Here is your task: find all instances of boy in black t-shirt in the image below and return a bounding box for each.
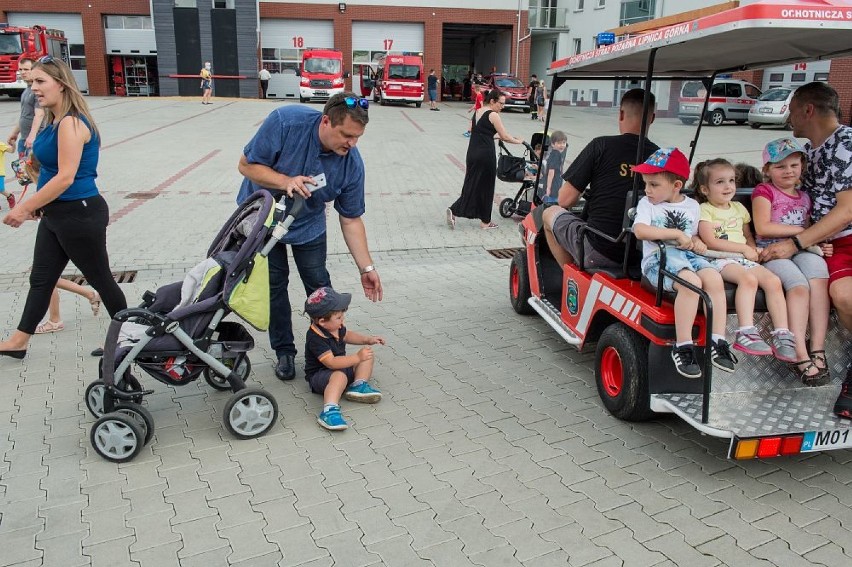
[304,287,385,431]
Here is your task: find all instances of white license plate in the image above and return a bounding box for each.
[314,90,328,96]
[683,105,698,111]
[759,107,772,114]
[801,428,852,451]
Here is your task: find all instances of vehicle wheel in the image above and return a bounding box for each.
[299,96,306,103]
[735,120,746,125]
[509,250,534,316]
[379,94,386,106]
[373,91,379,103]
[90,412,145,463]
[223,388,278,439]
[679,118,696,125]
[204,355,251,391]
[499,198,516,218]
[85,380,107,418]
[707,109,725,126]
[112,403,155,446]
[415,102,422,108]
[594,324,654,421]
[749,123,761,129]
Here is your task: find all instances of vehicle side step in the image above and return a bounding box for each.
[528,297,581,346]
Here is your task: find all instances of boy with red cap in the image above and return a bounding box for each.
[632,148,737,378]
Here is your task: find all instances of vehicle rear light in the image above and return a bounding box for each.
[780,435,803,455]
[756,437,782,458]
[780,104,788,113]
[734,439,759,459]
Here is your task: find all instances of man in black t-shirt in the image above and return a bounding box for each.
[528,74,538,120]
[542,89,659,271]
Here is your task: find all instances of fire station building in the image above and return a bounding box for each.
[0,0,531,99]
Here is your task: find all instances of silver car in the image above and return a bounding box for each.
[748,87,794,129]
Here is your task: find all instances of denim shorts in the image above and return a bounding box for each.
[643,248,715,292]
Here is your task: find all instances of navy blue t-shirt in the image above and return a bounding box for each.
[304,324,347,378]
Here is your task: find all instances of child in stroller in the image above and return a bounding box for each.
[498,135,542,219]
[85,190,303,462]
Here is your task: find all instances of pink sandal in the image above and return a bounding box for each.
[89,291,101,316]
[35,320,65,334]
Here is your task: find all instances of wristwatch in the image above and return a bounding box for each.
[792,236,805,251]
[359,264,376,275]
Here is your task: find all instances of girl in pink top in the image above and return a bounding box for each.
[752,138,832,385]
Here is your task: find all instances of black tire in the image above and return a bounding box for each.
[679,118,696,125]
[223,388,278,439]
[90,412,145,463]
[499,198,516,218]
[509,250,534,315]
[85,380,107,418]
[707,109,725,126]
[415,102,422,108]
[735,120,747,125]
[379,94,386,106]
[299,96,306,103]
[594,324,654,421]
[112,403,156,446]
[204,355,251,391]
[749,123,761,129]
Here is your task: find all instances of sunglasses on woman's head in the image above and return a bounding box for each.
[38,55,56,64]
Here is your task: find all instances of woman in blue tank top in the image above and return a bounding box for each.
[0,57,126,359]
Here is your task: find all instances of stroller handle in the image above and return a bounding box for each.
[261,194,306,256]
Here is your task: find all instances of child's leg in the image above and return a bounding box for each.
[346,358,382,403]
[55,277,97,302]
[672,270,702,344]
[353,357,374,382]
[720,264,758,328]
[784,285,811,362]
[808,277,830,356]
[751,265,789,330]
[47,288,62,323]
[697,268,728,337]
[323,371,349,407]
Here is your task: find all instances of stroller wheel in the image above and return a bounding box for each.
[204,355,252,391]
[85,380,107,418]
[112,403,155,446]
[223,387,278,439]
[90,412,145,463]
[499,198,516,219]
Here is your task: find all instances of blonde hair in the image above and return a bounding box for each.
[689,158,734,203]
[32,57,100,140]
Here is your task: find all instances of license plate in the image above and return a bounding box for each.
[801,428,852,451]
[759,107,772,114]
[683,105,698,111]
[314,90,328,96]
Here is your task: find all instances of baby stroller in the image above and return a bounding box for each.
[498,133,547,218]
[85,190,304,462]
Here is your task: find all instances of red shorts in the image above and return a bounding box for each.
[827,234,852,285]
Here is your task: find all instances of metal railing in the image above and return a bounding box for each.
[529,6,571,29]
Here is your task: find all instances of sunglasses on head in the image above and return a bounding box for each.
[38,55,56,64]
[333,96,369,111]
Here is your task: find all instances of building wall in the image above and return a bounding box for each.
[1,0,150,96]
[260,0,526,9]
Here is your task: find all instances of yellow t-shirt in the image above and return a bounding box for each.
[699,201,750,244]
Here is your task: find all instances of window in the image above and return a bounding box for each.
[745,85,761,98]
[725,83,742,97]
[597,0,606,7]
[590,89,598,104]
[570,89,579,103]
[791,72,807,82]
[213,0,235,8]
[769,72,784,82]
[551,40,558,62]
[174,0,197,7]
[573,38,581,55]
[710,83,726,97]
[814,72,830,82]
[104,15,153,29]
[576,0,585,10]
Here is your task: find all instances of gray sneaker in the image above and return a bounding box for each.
[770,329,798,363]
[733,327,772,356]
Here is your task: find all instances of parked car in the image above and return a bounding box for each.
[678,79,761,126]
[485,73,531,113]
[748,87,794,129]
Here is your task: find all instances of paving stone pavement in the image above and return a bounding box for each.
[0,95,850,566]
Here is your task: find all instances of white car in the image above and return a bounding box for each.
[748,87,794,129]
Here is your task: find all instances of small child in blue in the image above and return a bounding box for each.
[632,148,736,379]
[304,286,385,431]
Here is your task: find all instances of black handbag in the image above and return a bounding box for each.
[497,152,527,183]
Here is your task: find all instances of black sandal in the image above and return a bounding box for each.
[789,359,830,387]
[810,350,829,374]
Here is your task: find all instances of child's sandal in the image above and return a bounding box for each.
[810,350,831,381]
[789,359,829,387]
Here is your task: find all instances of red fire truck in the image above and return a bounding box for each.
[298,48,346,103]
[0,24,68,99]
[371,52,424,107]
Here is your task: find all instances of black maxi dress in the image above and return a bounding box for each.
[450,110,498,224]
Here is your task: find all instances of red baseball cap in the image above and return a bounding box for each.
[632,148,691,179]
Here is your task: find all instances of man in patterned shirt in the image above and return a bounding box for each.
[761,81,852,418]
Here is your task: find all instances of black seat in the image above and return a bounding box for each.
[641,276,767,313]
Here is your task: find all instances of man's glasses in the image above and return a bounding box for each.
[333,96,369,111]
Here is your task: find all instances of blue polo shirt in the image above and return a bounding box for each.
[237,105,366,245]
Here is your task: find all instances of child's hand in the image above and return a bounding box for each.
[692,239,707,255]
[368,336,385,346]
[821,242,834,257]
[674,232,693,250]
[357,347,374,362]
[742,246,759,262]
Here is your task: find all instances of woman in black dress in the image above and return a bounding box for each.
[447,89,524,230]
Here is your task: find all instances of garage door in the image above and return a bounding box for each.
[260,19,334,99]
[7,12,89,93]
[352,22,424,67]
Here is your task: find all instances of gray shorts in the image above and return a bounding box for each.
[762,251,829,291]
[306,366,355,395]
[549,210,621,270]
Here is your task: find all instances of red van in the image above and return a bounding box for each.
[372,53,424,107]
[298,49,345,103]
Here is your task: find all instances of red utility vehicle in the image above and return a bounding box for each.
[298,48,346,103]
[485,73,531,113]
[512,1,852,459]
[0,24,68,99]
[371,52,424,108]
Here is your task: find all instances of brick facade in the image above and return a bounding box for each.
[830,56,852,126]
[0,0,150,96]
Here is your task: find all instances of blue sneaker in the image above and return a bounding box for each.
[462,131,471,138]
[318,405,348,431]
[344,381,382,404]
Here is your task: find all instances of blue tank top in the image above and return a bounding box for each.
[32,115,100,201]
